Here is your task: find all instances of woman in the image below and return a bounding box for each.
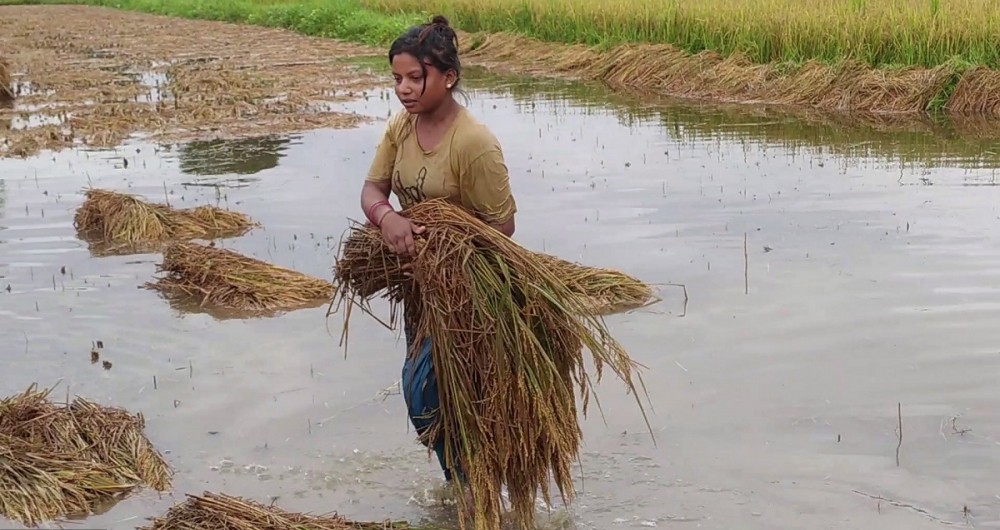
[359,15,517,490]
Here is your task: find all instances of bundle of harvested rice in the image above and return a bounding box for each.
[147,241,334,313]
[0,384,171,527]
[139,491,410,530]
[330,198,652,530]
[73,188,256,247]
[0,58,12,101]
[533,253,656,315]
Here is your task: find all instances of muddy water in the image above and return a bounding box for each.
[3,67,1000,530]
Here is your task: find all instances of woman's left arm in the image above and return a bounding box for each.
[460,146,517,238]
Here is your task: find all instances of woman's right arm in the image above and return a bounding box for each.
[361,181,425,256]
[361,179,393,225]
[361,118,425,256]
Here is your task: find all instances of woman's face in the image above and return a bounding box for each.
[391,52,454,114]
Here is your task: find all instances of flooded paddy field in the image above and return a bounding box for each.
[3,7,1000,530]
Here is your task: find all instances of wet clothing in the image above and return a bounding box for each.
[365,106,517,226]
[401,320,464,482]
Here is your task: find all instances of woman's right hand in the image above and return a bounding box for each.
[380,212,426,257]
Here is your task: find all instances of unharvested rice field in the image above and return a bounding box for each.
[365,0,1000,68]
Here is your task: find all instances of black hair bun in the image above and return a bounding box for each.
[430,15,450,27]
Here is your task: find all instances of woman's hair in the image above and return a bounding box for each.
[388,15,462,96]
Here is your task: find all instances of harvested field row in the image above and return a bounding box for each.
[0,5,382,158]
[455,32,1000,117]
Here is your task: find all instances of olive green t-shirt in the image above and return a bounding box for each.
[365,106,517,225]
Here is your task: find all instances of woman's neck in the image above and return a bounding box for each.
[419,95,459,127]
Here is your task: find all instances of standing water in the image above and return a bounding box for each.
[2,67,999,530]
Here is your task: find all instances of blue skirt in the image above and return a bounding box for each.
[401,323,464,482]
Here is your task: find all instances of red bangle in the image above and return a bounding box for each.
[376,208,395,227]
[366,200,391,225]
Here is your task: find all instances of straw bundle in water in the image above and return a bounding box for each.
[0,58,12,101]
[73,189,256,248]
[0,384,171,527]
[330,198,652,530]
[148,241,334,313]
[140,491,410,530]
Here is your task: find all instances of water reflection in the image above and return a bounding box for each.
[174,134,296,179]
[457,67,1000,172]
[345,54,1000,171]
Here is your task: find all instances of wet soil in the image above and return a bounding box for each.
[0,5,380,158]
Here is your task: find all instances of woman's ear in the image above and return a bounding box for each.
[445,69,458,89]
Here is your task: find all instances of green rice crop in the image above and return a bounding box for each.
[363,0,1000,68]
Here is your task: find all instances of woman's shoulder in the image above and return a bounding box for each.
[384,110,416,144]
[452,107,502,154]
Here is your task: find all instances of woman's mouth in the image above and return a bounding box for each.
[401,99,418,108]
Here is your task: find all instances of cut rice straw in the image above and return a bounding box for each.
[0,383,171,527]
[139,491,411,530]
[73,188,257,249]
[0,58,12,101]
[147,241,334,313]
[533,253,657,315]
[329,198,654,530]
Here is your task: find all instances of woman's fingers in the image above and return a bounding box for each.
[403,233,416,256]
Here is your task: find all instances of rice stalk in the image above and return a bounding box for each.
[0,384,171,527]
[329,198,653,530]
[73,189,257,247]
[139,491,411,530]
[147,241,334,313]
[0,58,12,101]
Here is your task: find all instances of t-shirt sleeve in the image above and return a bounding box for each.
[459,144,517,225]
[365,114,403,184]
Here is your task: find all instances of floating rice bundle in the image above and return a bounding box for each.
[0,384,171,527]
[73,188,257,248]
[148,241,334,313]
[0,58,12,101]
[140,491,410,530]
[330,198,652,530]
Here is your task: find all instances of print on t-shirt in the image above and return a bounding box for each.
[394,165,428,208]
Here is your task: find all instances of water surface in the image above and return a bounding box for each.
[2,69,999,530]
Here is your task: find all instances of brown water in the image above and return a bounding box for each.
[2,68,1000,530]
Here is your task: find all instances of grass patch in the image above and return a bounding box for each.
[0,0,423,47]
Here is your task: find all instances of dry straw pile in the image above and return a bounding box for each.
[147,241,334,313]
[0,57,12,101]
[140,491,410,530]
[0,384,171,527]
[74,189,257,250]
[330,198,654,530]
